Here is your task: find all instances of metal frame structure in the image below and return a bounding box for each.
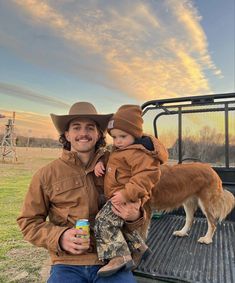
[141,92,235,171]
[0,112,17,162]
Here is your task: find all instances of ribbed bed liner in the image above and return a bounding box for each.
[134,215,235,283]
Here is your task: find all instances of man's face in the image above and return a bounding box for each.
[65,118,100,153]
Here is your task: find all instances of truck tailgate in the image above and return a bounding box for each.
[134,215,235,283]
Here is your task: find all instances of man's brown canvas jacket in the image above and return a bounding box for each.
[17,149,145,265]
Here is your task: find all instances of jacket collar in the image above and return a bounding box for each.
[61,148,105,172]
[111,134,168,164]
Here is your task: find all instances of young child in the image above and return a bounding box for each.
[94,105,168,277]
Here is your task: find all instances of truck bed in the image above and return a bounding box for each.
[134,214,235,283]
[137,93,235,283]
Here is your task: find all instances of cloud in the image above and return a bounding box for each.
[5,0,222,101]
[0,109,58,139]
[168,0,222,77]
[14,0,101,51]
[0,82,70,108]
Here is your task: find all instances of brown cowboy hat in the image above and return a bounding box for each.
[50,102,113,135]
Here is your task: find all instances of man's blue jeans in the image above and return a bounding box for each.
[47,264,137,283]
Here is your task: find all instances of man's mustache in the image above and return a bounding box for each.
[75,135,92,141]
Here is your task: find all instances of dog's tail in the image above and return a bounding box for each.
[217,189,235,222]
[211,179,235,221]
[206,169,235,221]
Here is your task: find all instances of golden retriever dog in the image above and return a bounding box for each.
[143,163,235,244]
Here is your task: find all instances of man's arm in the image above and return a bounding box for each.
[17,171,68,253]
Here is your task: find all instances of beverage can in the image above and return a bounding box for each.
[75,219,90,240]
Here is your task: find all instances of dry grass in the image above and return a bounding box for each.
[0,147,60,283]
[1,147,61,177]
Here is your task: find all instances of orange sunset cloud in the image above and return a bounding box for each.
[0,109,58,139]
[13,0,222,102]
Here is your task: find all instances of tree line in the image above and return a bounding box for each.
[169,126,235,165]
[0,134,61,148]
[1,126,234,165]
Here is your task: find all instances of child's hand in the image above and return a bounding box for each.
[94,161,105,177]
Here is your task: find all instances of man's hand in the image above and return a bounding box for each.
[111,199,141,221]
[59,228,90,255]
[111,191,127,205]
[94,161,105,177]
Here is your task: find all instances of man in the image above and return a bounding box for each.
[17,102,145,283]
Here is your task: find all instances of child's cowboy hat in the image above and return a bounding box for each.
[50,102,113,134]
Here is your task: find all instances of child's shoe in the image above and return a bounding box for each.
[132,243,152,268]
[97,255,135,277]
[137,242,152,260]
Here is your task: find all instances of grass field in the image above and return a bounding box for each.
[0,147,60,283]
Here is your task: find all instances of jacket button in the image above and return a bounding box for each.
[56,188,59,191]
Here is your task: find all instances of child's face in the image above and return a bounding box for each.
[110,129,135,149]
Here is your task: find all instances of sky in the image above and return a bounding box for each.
[0,0,234,140]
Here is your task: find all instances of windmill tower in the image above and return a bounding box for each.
[0,112,17,162]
